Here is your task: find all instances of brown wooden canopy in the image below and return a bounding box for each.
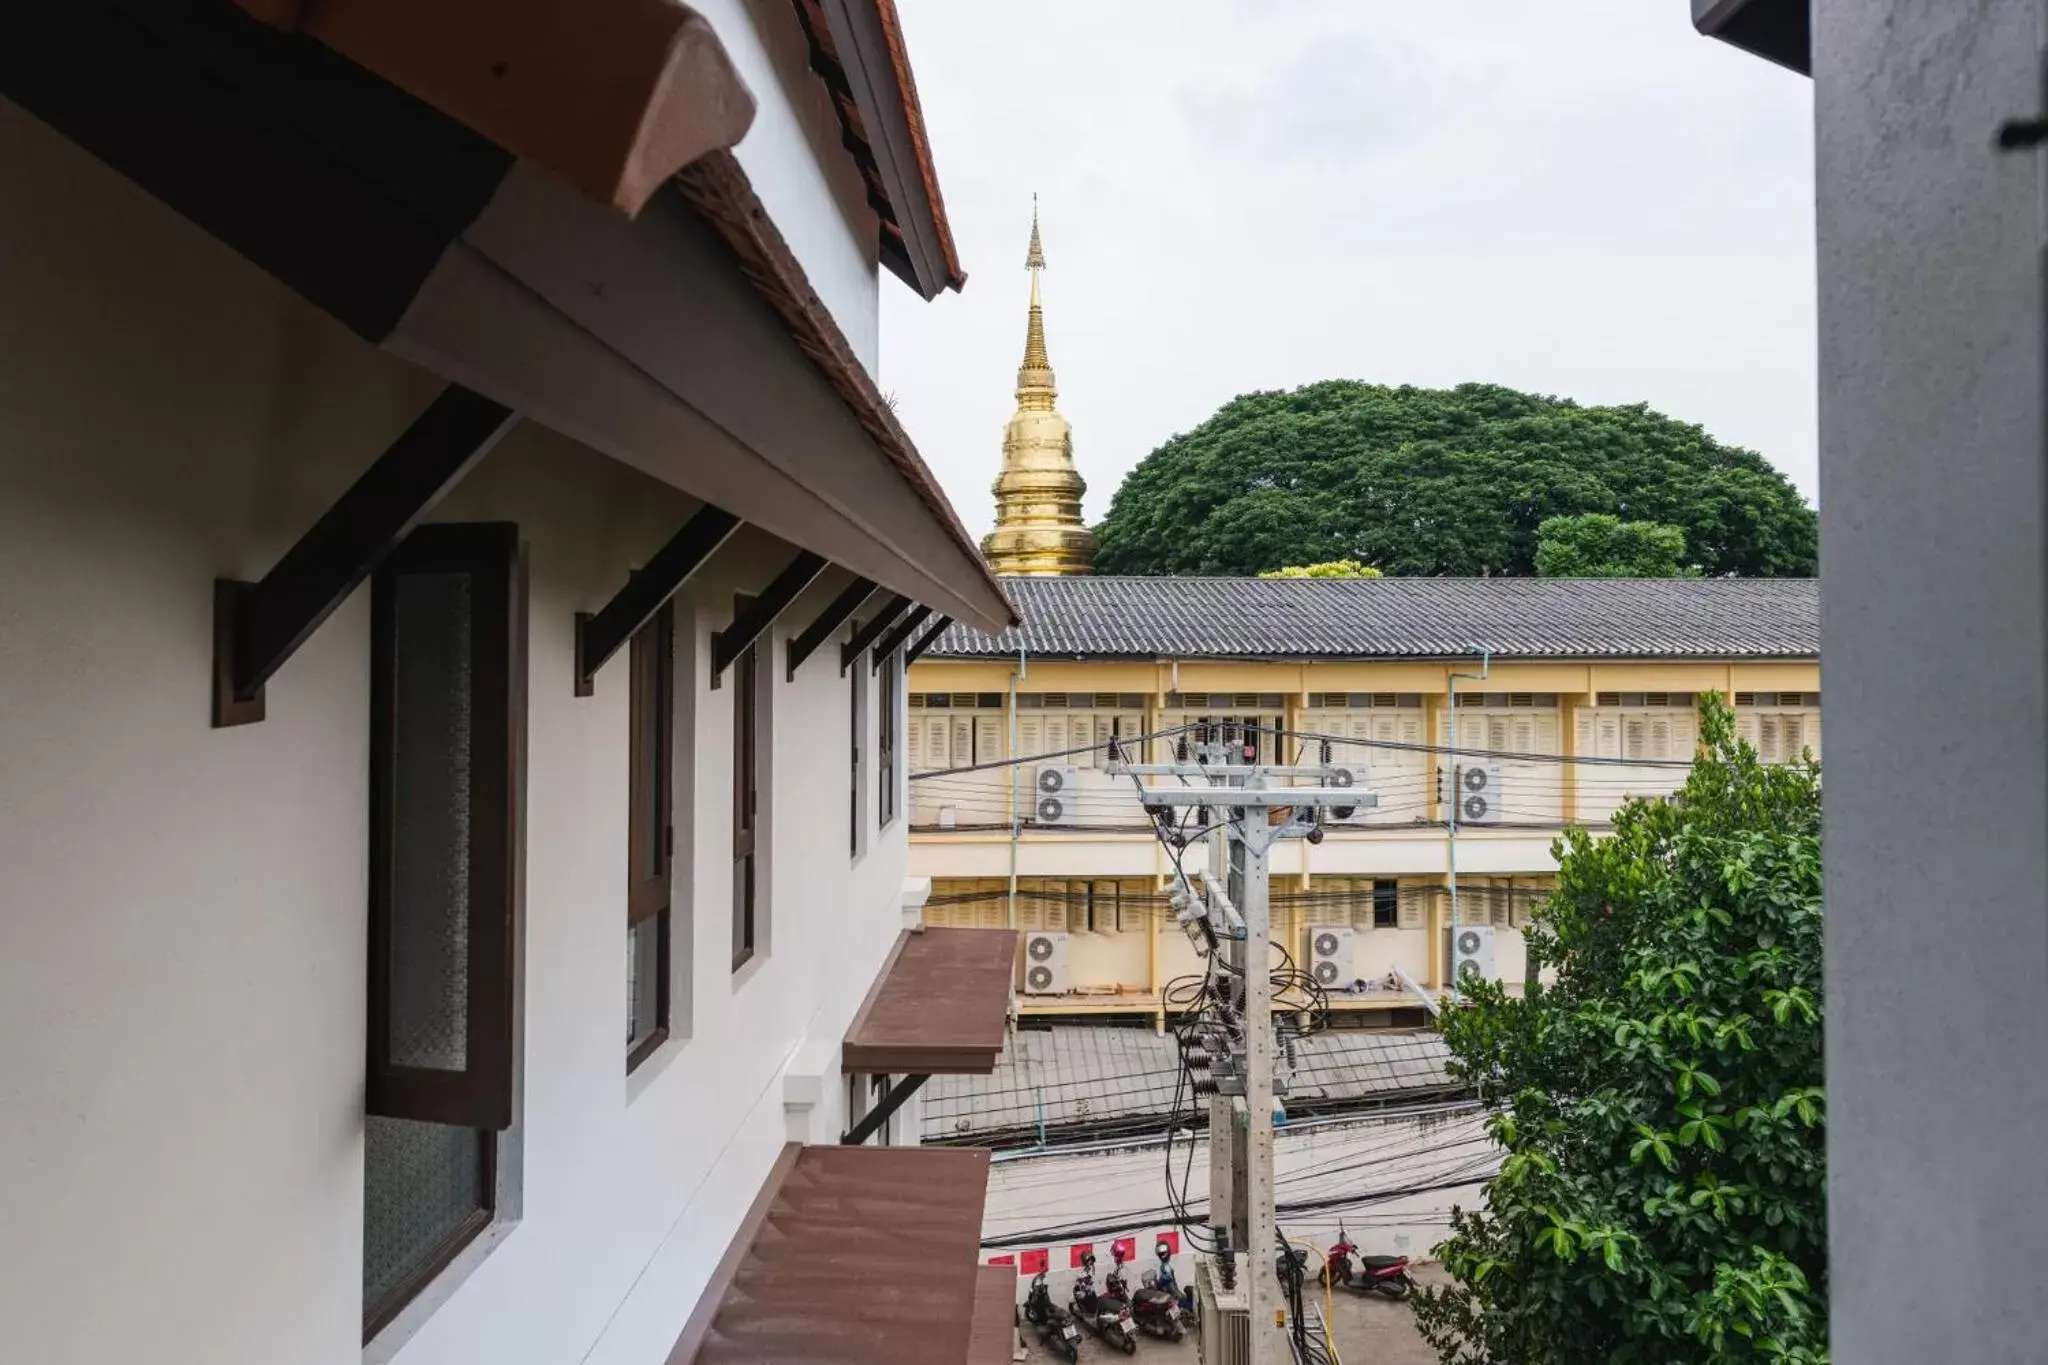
[669,1144,995,1365]
[843,927,1018,1075]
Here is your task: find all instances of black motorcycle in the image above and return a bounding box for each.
[1023,1270,1082,1362]
[1108,1246,1184,1342]
[1070,1253,1138,1355]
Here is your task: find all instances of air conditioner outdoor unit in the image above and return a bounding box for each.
[1022,931,1069,995]
[1033,765,1080,824]
[1305,924,1356,987]
[1321,765,1378,824]
[1454,764,1504,825]
[1448,923,1495,987]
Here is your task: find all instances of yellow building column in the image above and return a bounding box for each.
[1561,692,1581,824]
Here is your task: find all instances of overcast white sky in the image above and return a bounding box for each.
[878,0,1816,541]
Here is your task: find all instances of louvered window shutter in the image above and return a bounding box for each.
[1397,882,1425,930]
[975,716,1003,765]
[1598,715,1620,758]
[1071,715,1096,767]
[1045,717,1069,757]
[1783,714,1805,760]
[1577,710,1596,758]
[906,720,924,772]
[1759,715,1781,763]
[1019,716,1043,759]
[1625,717,1646,760]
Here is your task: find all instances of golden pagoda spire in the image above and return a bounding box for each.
[982,197,1096,576]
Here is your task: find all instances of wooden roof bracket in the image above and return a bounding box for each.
[870,604,933,671]
[839,593,912,673]
[709,551,829,686]
[903,613,952,665]
[787,576,876,680]
[575,505,742,695]
[212,384,517,727]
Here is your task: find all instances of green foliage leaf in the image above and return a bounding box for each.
[1412,696,1827,1365]
[1535,512,1694,578]
[1091,382,1817,578]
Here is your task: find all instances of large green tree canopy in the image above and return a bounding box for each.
[1091,382,1816,577]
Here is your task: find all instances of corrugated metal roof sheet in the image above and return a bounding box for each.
[922,1026,1454,1141]
[929,576,1819,660]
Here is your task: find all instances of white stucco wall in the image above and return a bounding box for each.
[0,98,906,1365]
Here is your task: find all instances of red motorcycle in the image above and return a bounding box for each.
[1070,1253,1138,1354]
[1108,1244,1184,1342]
[1319,1230,1414,1300]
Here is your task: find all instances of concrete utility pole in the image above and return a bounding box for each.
[1119,749,1376,1365]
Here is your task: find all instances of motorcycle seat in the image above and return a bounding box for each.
[1359,1255,1408,1271]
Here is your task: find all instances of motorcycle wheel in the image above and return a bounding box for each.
[1316,1266,1333,1289]
[1061,1341,1078,1364]
[1168,1323,1186,1343]
[1119,1331,1138,1356]
[1376,1274,1414,1301]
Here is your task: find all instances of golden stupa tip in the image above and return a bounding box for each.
[1025,193,1046,272]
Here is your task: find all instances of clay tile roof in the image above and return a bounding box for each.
[928,577,1821,661]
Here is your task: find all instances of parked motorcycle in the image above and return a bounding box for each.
[1023,1270,1082,1362]
[1070,1253,1139,1355]
[1147,1240,1196,1319]
[1319,1229,1415,1299]
[1108,1245,1184,1342]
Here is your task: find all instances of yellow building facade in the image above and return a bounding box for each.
[907,576,1820,1023]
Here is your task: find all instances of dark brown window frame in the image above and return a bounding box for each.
[627,602,674,1072]
[877,650,898,827]
[363,1134,496,1343]
[362,520,525,1341]
[732,595,760,971]
[366,521,523,1127]
[849,645,864,858]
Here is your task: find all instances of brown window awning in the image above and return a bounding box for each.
[966,1265,1019,1365]
[844,927,1017,1074]
[669,1144,994,1365]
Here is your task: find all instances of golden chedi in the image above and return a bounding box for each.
[981,201,1095,575]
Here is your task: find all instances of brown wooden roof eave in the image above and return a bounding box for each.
[844,928,1019,1075]
[673,149,1016,631]
[788,0,966,296]
[870,0,965,291]
[237,0,757,216]
[669,1144,995,1365]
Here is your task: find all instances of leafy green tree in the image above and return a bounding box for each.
[1414,696,1826,1364]
[1091,382,1815,578]
[1535,513,1693,578]
[1259,559,1383,578]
